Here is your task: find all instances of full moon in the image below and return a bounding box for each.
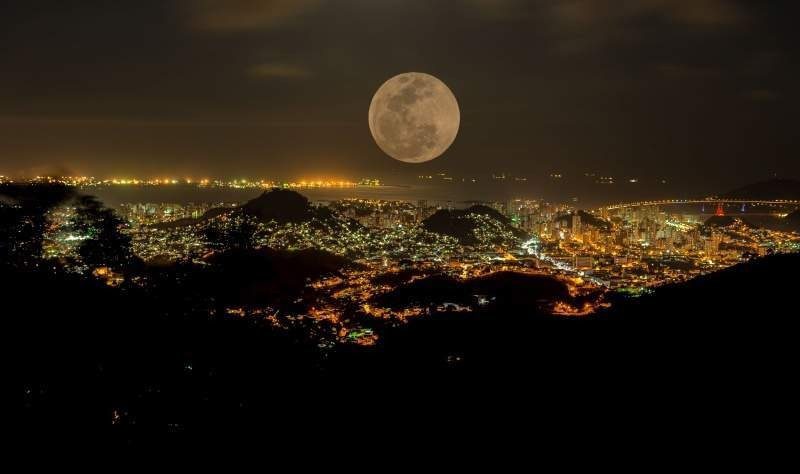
[368,72,460,164]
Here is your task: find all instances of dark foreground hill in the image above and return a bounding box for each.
[596,252,800,324]
[203,247,354,306]
[332,253,799,392]
[372,271,572,312]
[13,250,798,447]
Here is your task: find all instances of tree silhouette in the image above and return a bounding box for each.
[73,196,136,270]
[0,184,74,267]
[204,216,258,252]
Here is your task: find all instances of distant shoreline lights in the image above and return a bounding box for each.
[2,176,384,190]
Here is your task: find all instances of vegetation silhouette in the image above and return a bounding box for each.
[422,204,526,245]
[1,183,74,267]
[372,271,572,312]
[74,195,140,270]
[152,189,359,232]
[8,185,796,447]
[203,216,258,252]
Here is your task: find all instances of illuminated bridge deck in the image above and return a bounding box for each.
[600,199,800,211]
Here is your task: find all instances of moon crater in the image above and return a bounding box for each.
[369,72,460,164]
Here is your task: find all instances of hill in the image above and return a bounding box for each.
[783,210,800,232]
[241,188,313,223]
[372,271,571,312]
[704,215,756,228]
[203,247,354,306]
[597,252,800,323]
[13,240,798,444]
[351,253,800,380]
[555,210,611,231]
[422,205,526,245]
[150,189,355,230]
[722,179,800,200]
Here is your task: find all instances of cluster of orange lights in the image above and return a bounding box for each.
[8,175,376,189]
[551,301,598,317]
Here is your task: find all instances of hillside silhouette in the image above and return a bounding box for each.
[554,210,611,231]
[596,252,800,324]
[204,247,354,306]
[8,184,797,448]
[14,246,798,447]
[151,189,349,230]
[783,210,800,232]
[422,205,526,245]
[373,271,571,313]
[241,188,314,223]
[341,253,799,383]
[704,215,755,228]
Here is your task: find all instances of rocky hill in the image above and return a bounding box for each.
[150,189,358,231]
[422,205,526,246]
[554,210,611,231]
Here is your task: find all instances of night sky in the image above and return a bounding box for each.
[1,1,797,191]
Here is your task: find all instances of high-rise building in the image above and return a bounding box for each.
[704,234,722,256]
[506,199,519,218]
[571,214,581,236]
[416,200,428,223]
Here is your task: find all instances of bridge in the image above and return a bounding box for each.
[600,199,800,212]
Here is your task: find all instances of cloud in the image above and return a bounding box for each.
[461,1,746,55]
[464,0,743,26]
[550,0,744,30]
[249,62,311,79]
[542,0,746,54]
[656,0,743,27]
[746,89,779,102]
[655,63,723,80]
[464,0,528,19]
[188,0,322,31]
